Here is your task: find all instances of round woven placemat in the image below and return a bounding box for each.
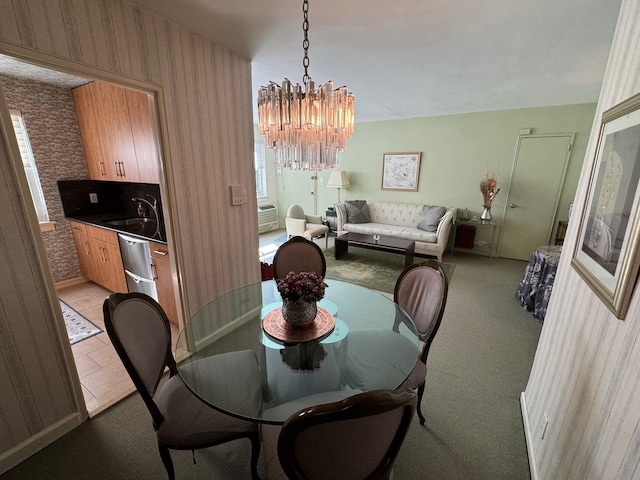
[262,306,335,343]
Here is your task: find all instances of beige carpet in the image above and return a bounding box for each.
[323,247,455,293]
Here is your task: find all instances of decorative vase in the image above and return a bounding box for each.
[481,207,492,221]
[281,299,317,327]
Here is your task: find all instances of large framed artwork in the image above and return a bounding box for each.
[381,152,421,191]
[571,92,640,319]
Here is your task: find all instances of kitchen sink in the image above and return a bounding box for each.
[104,217,156,226]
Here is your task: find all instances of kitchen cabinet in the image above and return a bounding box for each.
[72,81,159,184]
[150,241,178,325]
[69,221,127,293]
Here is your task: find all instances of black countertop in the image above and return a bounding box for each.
[67,213,167,244]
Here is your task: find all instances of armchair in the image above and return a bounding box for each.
[285,204,329,249]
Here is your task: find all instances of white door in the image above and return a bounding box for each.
[499,134,574,260]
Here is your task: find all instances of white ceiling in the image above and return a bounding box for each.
[0,1,623,124]
[127,0,623,123]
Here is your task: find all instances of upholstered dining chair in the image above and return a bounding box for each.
[272,235,327,279]
[275,388,417,480]
[344,260,448,425]
[393,259,448,424]
[285,204,329,249]
[103,292,261,480]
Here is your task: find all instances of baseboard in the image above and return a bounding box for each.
[520,391,539,480]
[0,413,82,475]
[54,276,88,290]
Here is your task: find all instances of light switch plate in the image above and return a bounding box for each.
[89,193,98,203]
[230,185,247,206]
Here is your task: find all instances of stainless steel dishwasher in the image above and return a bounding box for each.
[118,233,158,300]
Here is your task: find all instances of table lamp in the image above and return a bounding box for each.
[327,170,350,203]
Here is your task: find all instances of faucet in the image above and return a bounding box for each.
[132,194,160,239]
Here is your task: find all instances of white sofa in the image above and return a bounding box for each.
[335,201,456,262]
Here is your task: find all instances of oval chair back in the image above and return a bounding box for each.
[272,235,327,279]
[277,388,417,480]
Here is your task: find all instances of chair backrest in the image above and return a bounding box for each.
[287,204,306,220]
[394,260,448,352]
[277,388,417,480]
[103,292,175,428]
[272,236,327,279]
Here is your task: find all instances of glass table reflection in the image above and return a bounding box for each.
[176,279,420,425]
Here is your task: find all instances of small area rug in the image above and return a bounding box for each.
[60,300,102,345]
[323,247,455,293]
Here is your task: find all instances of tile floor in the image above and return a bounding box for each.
[57,281,181,417]
[58,228,293,417]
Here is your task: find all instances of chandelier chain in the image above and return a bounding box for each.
[302,0,310,83]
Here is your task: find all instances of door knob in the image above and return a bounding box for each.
[509,203,517,208]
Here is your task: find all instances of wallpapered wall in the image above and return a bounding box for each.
[0,0,257,471]
[523,0,640,477]
[0,74,88,282]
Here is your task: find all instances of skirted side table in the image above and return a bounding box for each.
[515,245,562,322]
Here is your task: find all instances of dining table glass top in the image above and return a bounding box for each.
[175,279,420,424]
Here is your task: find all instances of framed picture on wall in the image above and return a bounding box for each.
[381,152,421,191]
[571,92,640,319]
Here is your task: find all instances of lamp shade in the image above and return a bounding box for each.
[327,170,350,189]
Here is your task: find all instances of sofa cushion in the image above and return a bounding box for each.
[416,205,447,232]
[344,200,370,223]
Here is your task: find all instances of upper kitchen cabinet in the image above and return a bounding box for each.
[72,81,160,184]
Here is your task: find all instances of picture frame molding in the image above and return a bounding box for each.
[381,152,422,192]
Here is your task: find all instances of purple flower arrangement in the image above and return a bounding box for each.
[277,271,328,303]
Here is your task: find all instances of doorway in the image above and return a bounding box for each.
[0,53,173,416]
[499,133,575,260]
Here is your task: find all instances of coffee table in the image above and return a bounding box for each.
[334,232,415,267]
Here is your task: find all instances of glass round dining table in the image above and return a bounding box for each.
[175,279,420,425]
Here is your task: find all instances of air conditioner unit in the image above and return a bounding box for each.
[257,204,278,233]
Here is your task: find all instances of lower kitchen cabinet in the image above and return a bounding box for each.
[69,221,127,293]
[150,241,178,325]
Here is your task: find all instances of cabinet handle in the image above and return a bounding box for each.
[84,241,90,256]
[119,161,126,177]
[151,262,158,280]
[114,162,120,177]
[99,161,106,176]
[153,250,168,256]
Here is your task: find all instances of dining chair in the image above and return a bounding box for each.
[393,259,448,424]
[275,388,417,480]
[285,204,329,249]
[344,260,448,425]
[103,292,261,480]
[272,235,327,279]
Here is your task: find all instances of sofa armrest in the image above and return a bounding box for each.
[435,208,456,249]
[286,217,307,237]
[335,203,347,231]
[305,214,324,224]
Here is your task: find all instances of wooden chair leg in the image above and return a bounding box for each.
[158,444,175,480]
[417,383,426,425]
[249,432,261,480]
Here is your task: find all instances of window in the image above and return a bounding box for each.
[255,142,267,198]
[10,109,49,223]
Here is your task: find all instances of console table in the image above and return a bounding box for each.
[450,220,497,260]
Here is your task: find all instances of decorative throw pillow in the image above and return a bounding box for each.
[344,200,371,223]
[417,205,446,232]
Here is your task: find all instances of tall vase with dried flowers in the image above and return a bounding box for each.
[479,172,500,221]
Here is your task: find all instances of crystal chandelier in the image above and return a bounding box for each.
[257,0,355,171]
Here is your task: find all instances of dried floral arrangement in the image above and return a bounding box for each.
[480,172,500,209]
[277,271,328,303]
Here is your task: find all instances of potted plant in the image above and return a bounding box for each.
[276,271,327,327]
